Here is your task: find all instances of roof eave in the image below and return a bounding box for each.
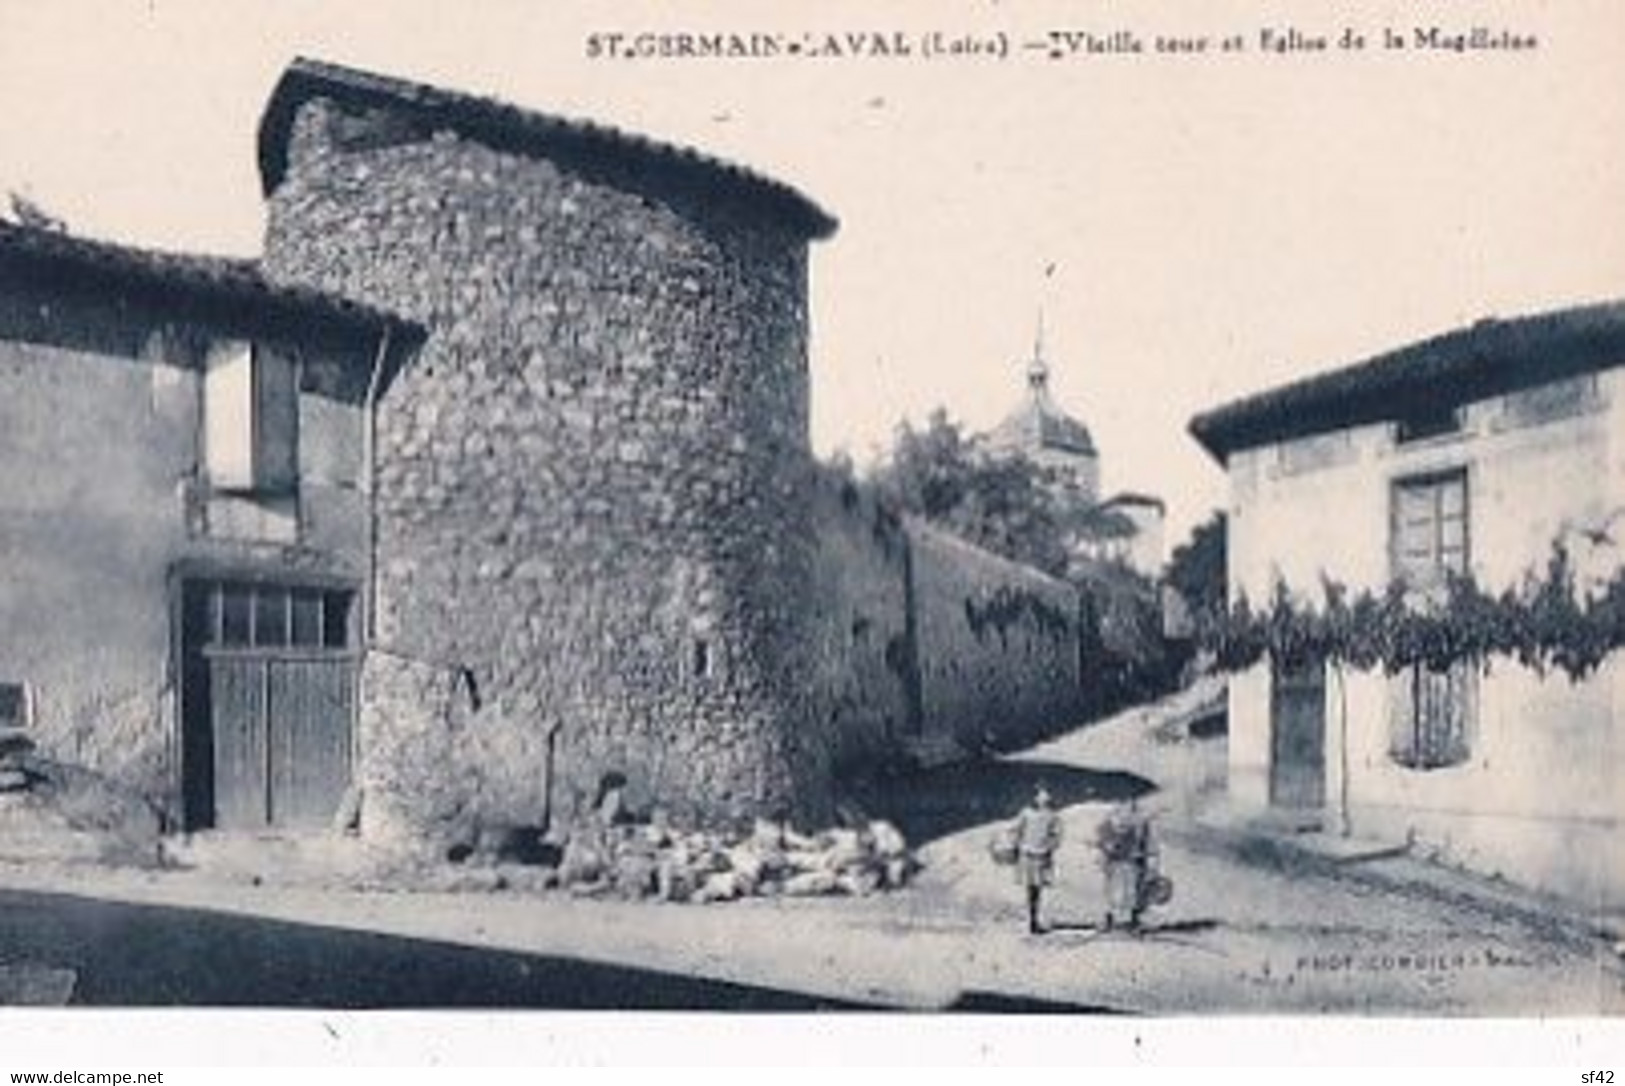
[257,57,838,242]
[1188,300,1625,466]
[0,224,422,346]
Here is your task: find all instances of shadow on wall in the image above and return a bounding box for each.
[851,758,1155,848]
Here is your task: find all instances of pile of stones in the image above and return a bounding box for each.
[0,729,162,866]
[553,813,917,904]
[0,729,43,796]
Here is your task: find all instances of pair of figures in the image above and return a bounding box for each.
[999,786,1166,935]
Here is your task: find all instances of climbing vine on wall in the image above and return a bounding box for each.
[1200,544,1625,683]
[964,585,1074,641]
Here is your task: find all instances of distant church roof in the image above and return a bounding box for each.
[989,325,1097,457]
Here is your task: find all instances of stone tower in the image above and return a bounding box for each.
[256,58,838,837]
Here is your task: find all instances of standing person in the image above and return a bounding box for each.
[1010,784,1063,935]
[1097,796,1158,932]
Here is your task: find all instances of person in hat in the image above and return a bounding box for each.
[1009,783,1063,934]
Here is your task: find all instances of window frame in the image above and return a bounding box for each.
[1387,467,1476,770]
[1389,467,1470,592]
[199,579,357,658]
[203,339,300,497]
[0,682,32,731]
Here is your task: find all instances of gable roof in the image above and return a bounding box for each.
[0,220,417,342]
[257,57,838,241]
[1189,300,1625,462]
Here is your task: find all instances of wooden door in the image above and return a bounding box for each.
[182,579,356,831]
[1270,659,1326,809]
[267,655,355,826]
[209,653,269,829]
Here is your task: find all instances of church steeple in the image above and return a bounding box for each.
[986,308,1100,504]
[1027,308,1050,394]
[989,306,1098,472]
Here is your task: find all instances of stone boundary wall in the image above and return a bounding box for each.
[907,520,1084,754]
[802,473,915,773]
[807,479,1086,773]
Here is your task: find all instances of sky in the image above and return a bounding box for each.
[2,0,1623,545]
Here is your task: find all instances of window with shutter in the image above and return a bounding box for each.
[1388,469,1475,769]
[204,341,298,495]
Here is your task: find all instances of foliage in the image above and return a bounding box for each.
[5,192,68,234]
[1072,559,1188,713]
[866,409,1190,713]
[1201,543,1625,683]
[1164,511,1227,620]
[870,408,1071,577]
[1069,501,1139,541]
[963,585,1074,639]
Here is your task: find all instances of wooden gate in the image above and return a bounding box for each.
[181,579,356,831]
[1269,659,1326,809]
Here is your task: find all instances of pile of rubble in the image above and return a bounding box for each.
[549,811,917,904]
[0,729,162,866]
[0,729,35,795]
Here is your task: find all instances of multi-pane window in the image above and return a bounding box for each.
[196,581,353,652]
[1392,470,1468,588]
[1389,470,1474,769]
[204,341,298,495]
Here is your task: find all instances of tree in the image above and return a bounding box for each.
[1164,510,1227,621]
[871,408,1070,577]
[5,192,67,234]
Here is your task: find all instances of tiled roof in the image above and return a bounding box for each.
[1189,300,1625,461]
[0,220,416,337]
[1099,492,1165,512]
[991,393,1098,457]
[257,57,838,240]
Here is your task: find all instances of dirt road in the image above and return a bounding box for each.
[1,683,1619,1013]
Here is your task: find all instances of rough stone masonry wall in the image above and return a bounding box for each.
[805,474,1086,775]
[802,472,914,772]
[263,98,823,839]
[908,521,1084,754]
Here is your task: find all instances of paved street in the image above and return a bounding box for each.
[1,686,1620,1013]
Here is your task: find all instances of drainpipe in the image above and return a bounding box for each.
[363,326,393,646]
[338,324,392,834]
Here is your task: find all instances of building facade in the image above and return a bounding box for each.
[2,58,1095,847]
[1191,302,1625,906]
[0,221,411,833]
